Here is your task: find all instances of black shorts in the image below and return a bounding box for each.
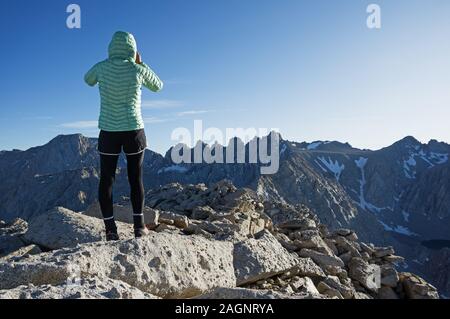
[97,129,147,156]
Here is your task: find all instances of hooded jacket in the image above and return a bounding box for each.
[84,31,163,132]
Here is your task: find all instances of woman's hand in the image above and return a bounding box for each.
[136,52,142,64]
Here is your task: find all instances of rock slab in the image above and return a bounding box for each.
[23,207,133,249]
[0,232,236,299]
[233,230,301,285]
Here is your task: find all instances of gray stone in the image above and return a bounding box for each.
[323,265,348,281]
[334,236,361,257]
[0,232,236,299]
[0,219,28,257]
[289,277,320,295]
[279,285,295,295]
[23,207,133,249]
[275,232,298,252]
[383,255,405,264]
[234,230,301,285]
[317,281,343,299]
[280,258,326,280]
[377,286,399,299]
[143,208,159,229]
[196,287,297,299]
[360,242,375,255]
[191,206,215,220]
[322,276,355,299]
[400,273,439,299]
[334,229,352,236]
[155,223,179,233]
[0,244,42,262]
[0,277,158,299]
[278,219,317,231]
[323,238,339,255]
[348,257,380,293]
[354,292,373,299]
[298,248,345,268]
[159,211,190,229]
[291,230,334,255]
[182,224,215,239]
[0,218,28,235]
[381,265,399,288]
[346,232,358,242]
[338,252,353,265]
[373,246,395,258]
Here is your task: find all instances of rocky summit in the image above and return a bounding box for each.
[0,181,439,299]
[1,134,449,297]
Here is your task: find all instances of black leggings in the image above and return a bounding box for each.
[99,152,145,231]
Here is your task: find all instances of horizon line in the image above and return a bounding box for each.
[1,132,449,156]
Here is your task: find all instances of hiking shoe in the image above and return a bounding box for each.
[134,226,150,238]
[106,231,120,241]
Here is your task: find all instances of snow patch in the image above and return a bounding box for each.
[354,157,387,213]
[405,156,416,166]
[402,211,410,223]
[317,156,345,181]
[430,152,448,164]
[394,225,417,236]
[403,148,448,178]
[403,158,416,179]
[157,165,188,174]
[307,142,322,150]
[379,221,418,236]
[280,144,287,155]
[355,157,368,169]
[355,157,370,210]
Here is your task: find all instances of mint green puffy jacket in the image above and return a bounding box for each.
[84,31,163,132]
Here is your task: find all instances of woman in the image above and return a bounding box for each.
[84,31,163,241]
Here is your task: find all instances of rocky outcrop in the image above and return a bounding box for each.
[1,134,449,296]
[0,181,440,299]
[0,244,41,262]
[0,232,235,299]
[23,207,134,250]
[399,273,440,299]
[0,218,28,257]
[196,287,323,299]
[0,277,159,299]
[299,249,345,268]
[233,230,301,285]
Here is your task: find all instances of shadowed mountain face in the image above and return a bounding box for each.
[0,133,449,295]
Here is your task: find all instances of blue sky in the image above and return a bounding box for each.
[1,0,449,154]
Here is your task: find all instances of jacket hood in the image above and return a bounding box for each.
[108,31,137,61]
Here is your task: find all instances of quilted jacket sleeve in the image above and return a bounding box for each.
[139,62,163,92]
[84,63,100,87]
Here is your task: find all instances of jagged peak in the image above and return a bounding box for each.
[47,134,88,146]
[396,136,421,146]
[379,136,423,152]
[427,139,450,147]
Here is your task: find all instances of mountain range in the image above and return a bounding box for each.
[0,133,449,296]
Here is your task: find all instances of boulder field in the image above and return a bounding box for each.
[0,181,439,299]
